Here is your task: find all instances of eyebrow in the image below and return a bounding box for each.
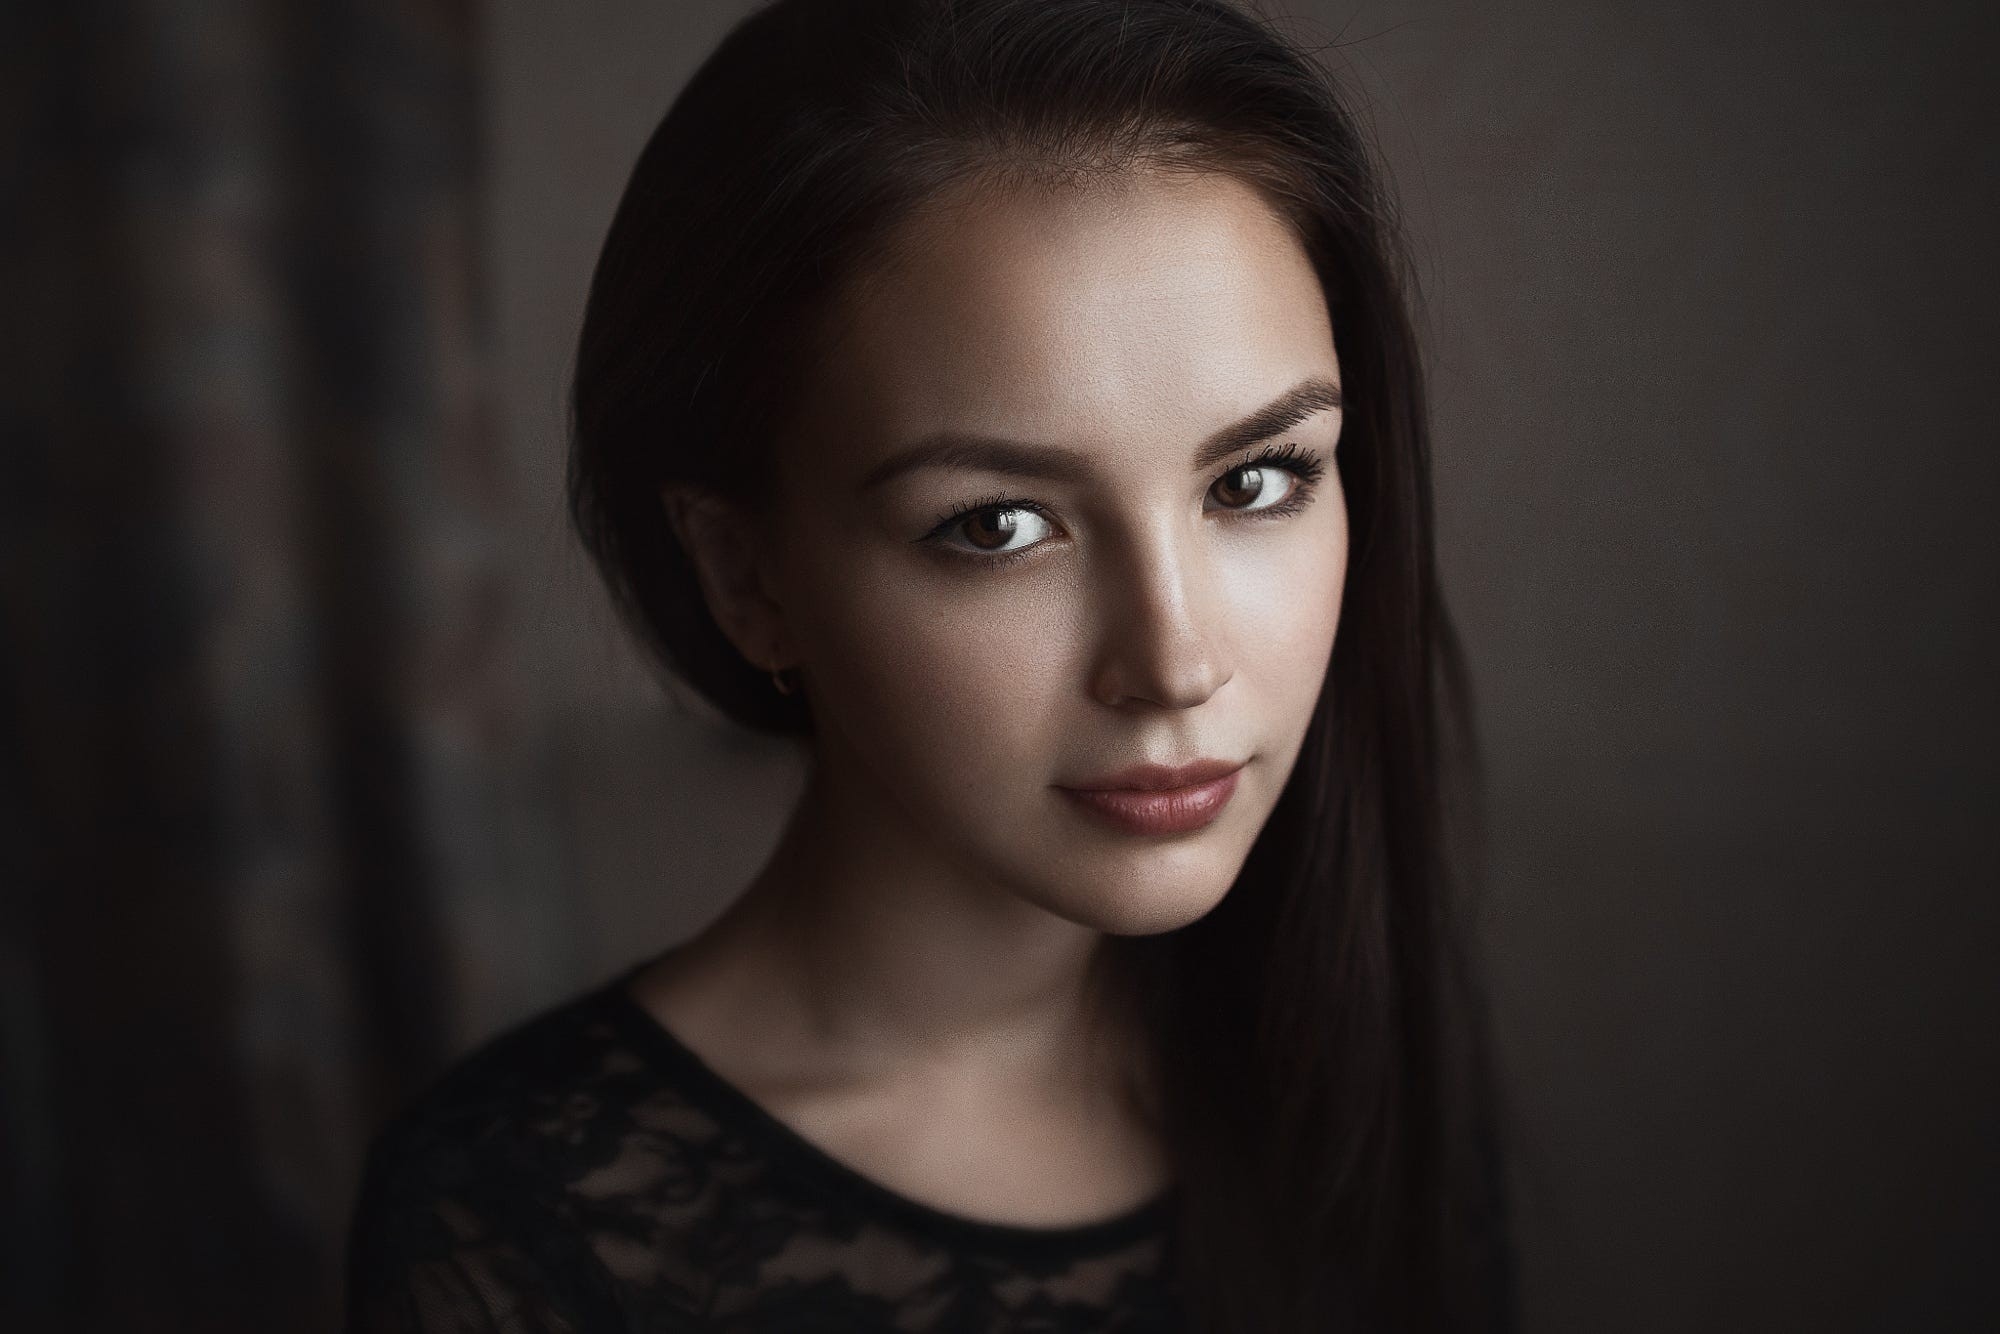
[856,375,1344,492]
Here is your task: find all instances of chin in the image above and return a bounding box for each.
[1040,870,1237,937]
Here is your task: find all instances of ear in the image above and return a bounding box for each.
[661,483,791,672]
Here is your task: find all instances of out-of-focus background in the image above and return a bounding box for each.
[5,0,1995,1329]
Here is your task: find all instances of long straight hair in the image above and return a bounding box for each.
[567,1,1510,1328]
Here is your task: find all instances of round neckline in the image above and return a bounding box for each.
[594,961,1176,1260]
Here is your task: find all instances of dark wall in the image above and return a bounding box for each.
[1348,5,2000,1329]
[484,2,1999,1331]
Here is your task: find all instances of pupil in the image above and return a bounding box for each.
[969,509,1017,548]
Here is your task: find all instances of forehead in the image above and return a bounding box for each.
[791,167,1338,478]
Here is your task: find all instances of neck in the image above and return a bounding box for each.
[663,753,1143,1103]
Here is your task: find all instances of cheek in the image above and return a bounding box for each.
[1221,493,1349,691]
[785,546,1077,795]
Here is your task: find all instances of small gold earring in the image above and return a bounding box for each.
[769,663,796,696]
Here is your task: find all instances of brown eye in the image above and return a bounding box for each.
[964,508,1022,550]
[941,505,1055,556]
[1210,465,1297,512]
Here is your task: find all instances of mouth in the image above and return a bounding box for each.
[1056,759,1246,836]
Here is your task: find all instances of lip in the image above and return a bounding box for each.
[1064,758,1246,792]
[1056,758,1246,836]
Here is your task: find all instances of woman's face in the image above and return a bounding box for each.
[759,166,1347,936]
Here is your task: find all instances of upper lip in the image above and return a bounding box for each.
[1062,757,1245,792]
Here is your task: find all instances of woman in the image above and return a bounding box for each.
[345,0,1512,1330]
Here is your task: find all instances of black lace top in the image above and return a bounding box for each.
[345,963,1183,1332]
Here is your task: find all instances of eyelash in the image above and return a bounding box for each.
[922,440,1330,569]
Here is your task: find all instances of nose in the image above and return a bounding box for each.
[1088,517,1235,710]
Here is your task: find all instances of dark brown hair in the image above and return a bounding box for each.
[568,1,1511,1328]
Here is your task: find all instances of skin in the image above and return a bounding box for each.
[631,164,1348,1227]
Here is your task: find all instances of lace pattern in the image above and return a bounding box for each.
[346,966,1182,1332]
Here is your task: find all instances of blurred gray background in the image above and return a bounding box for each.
[7,1,1995,1330]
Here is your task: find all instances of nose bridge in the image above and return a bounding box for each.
[1091,508,1233,709]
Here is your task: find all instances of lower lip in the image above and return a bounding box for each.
[1058,769,1242,836]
